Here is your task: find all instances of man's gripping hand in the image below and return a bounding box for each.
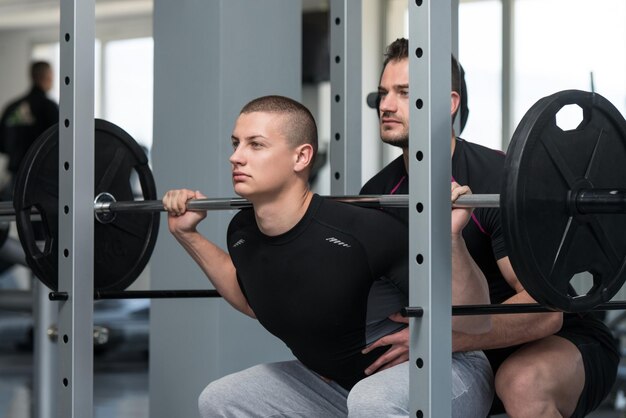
[162,189,208,235]
[451,182,473,237]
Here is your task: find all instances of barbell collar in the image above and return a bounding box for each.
[576,189,626,214]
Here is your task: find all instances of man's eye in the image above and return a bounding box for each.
[232,141,239,149]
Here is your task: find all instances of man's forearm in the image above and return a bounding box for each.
[451,235,491,333]
[174,231,254,317]
[452,290,562,352]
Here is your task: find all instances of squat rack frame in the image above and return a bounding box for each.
[407,1,453,416]
[58,0,95,416]
[56,1,453,417]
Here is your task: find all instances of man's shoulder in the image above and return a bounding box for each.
[43,97,58,110]
[228,208,255,234]
[317,196,406,234]
[454,138,506,194]
[458,138,506,164]
[360,155,405,195]
[1,95,27,117]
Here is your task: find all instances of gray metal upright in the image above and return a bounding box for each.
[408,1,452,417]
[330,0,362,194]
[33,279,58,418]
[502,0,515,150]
[58,0,95,417]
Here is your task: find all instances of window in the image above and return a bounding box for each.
[32,36,153,151]
[514,0,626,127]
[104,37,153,150]
[32,41,102,117]
[459,0,503,150]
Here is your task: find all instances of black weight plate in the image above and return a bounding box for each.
[502,90,626,312]
[13,119,159,291]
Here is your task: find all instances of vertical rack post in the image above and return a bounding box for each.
[408,0,452,417]
[330,0,362,194]
[58,0,95,417]
[33,279,59,418]
[502,0,515,150]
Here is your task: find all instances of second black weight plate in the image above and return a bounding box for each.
[13,119,159,291]
[502,90,626,312]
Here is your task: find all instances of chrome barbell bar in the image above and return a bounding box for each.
[94,192,500,214]
[2,188,625,224]
[0,193,500,222]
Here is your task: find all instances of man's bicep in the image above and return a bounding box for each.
[496,256,525,293]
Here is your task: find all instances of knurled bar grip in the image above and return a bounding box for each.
[2,189,625,217]
[0,195,497,221]
[95,193,500,213]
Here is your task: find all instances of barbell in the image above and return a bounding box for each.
[4,89,626,313]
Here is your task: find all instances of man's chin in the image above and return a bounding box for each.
[233,184,250,199]
[381,137,409,149]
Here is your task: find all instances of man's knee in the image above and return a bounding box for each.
[347,386,381,417]
[347,368,408,418]
[347,385,406,418]
[495,359,557,417]
[497,357,555,409]
[198,378,238,418]
[496,360,546,400]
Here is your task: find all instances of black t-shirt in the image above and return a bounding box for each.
[227,194,408,390]
[360,138,514,303]
[0,87,59,174]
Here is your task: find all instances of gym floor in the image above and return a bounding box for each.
[0,352,149,418]
[0,352,624,417]
[1,273,625,418]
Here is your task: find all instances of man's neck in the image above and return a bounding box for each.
[451,132,456,156]
[402,148,409,173]
[253,187,313,237]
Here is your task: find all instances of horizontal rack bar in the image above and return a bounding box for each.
[49,289,221,301]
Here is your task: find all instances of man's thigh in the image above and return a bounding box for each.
[348,351,493,418]
[198,360,349,418]
[347,362,408,418]
[451,351,494,418]
[495,335,585,417]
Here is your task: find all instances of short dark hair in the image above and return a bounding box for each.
[384,38,462,96]
[451,54,469,130]
[240,95,318,165]
[382,38,409,69]
[379,38,468,131]
[30,61,51,85]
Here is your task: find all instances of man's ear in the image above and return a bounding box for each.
[451,91,461,117]
[294,143,314,173]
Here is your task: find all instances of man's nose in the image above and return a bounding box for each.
[379,93,396,113]
[229,147,243,165]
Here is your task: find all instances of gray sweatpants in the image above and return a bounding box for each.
[198,351,494,418]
